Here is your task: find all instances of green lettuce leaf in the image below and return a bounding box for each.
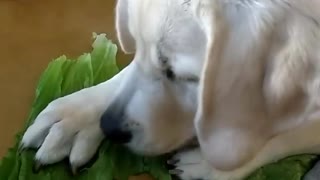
[246,155,318,180]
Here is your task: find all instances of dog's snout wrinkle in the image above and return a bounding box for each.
[100,106,132,144]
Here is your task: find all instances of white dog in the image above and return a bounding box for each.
[21,0,320,179]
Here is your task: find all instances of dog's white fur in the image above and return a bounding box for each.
[21,0,320,179]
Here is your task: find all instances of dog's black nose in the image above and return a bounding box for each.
[100,108,132,144]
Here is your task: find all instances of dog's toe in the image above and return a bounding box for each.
[34,122,74,164]
[171,148,203,165]
[169,163,211,180]
[69,125,104,171]
[168,148,212,180]
[21,107,61,150]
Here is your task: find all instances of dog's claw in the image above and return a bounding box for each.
[166,158,179,170]
[70,164,89,176]
[71,166,78,176]
[166,163,176,170]
[33,160,42,173]
[167,159,179,165]
[169,169,183,175]
[18,143,25,154]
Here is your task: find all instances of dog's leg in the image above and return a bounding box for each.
[20,62,134,173]
[169,118,320,180]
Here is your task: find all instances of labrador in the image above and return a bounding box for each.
[21,0,320,179]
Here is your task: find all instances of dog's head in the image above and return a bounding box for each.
[100,0,319,172]
[100,0,207,155]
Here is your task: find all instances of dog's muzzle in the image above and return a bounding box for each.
[100,103,132,144]
[100,63,139,144]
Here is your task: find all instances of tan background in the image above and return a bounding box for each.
[0,0,132,157]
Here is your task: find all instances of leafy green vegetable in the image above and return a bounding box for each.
[0,33,170,180]
[246,155,318,180]
[0,33,318,180]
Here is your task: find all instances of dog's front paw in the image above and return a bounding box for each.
[167,148,212,180]
[20,93,104,174]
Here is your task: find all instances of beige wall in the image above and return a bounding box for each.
[0,0,132,156]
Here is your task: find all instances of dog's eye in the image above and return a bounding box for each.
[165,68,175,80]
[163,68,199,82]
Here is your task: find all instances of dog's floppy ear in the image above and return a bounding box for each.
[115,0,135,54]
[192,0,229,114]
[193,0,231,168]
